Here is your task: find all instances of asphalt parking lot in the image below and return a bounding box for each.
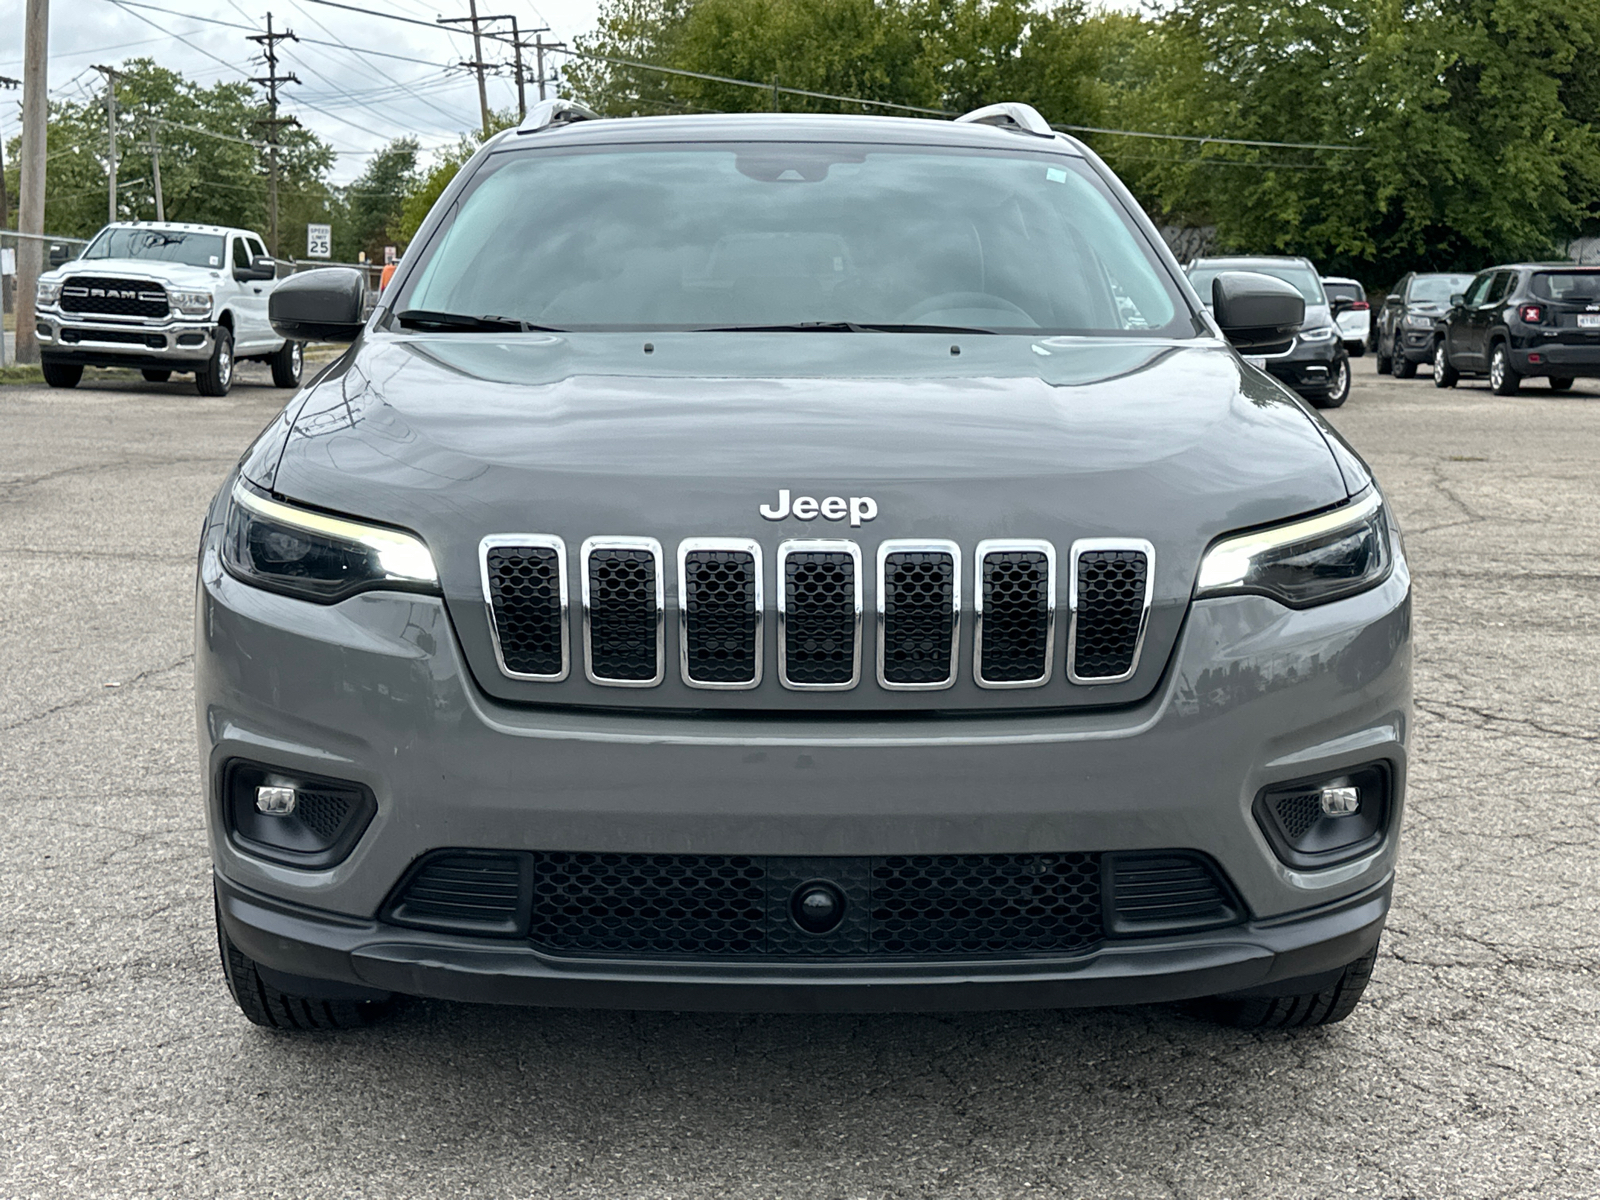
[3,358,1599,1199]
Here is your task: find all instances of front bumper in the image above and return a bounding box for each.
[197,508,1411,1010]
[35,309,215,368]
[1396,325,1438,362]
[1258,334,1343,397]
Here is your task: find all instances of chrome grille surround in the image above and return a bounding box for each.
[1067,538,1154,685]
[876,539,961,691]
[777,539,863,691]
[581,536,665,687]
[479,534,569,682]
[973,539,1056,689]
[678,537,764,690]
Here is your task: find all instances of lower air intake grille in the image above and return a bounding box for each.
[1073,548,1149,681]
[978,546,1052,684]
[1274,791,1325,841]
[682,548,759,685]
[781,547,858,687]
[586,544,660,683]
[388,853,527,935]
[1104,852,1241,935]
[880,549,956,686]
[484,544,565,678]
[526,852,1104,959]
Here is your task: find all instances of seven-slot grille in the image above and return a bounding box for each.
[679,540,762,688]
[480,536,1152,691]
[878,541,959,689]
[779,541,861,689]
[59,276,169,319]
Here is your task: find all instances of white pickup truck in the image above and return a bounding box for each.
[33,221,304,396]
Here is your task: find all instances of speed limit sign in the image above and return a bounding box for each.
[306,223,332,259]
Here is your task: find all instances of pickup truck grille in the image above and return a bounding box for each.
[481,535,1151,694]
[59,276,169,319]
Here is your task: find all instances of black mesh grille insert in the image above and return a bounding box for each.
[390,853,525,934]
[1074,549,1148,680]
[1105,853,1240,934]
[979,549,1051,683]
[682,549,758,684]
[527,852,1104,959]
[881,550,956,685]
[60,276,168,318]
[1274,791,1325,842]
[587,547,660,681]
[783,550,857,686]
[292,790,352,842]
[485,545,564,677]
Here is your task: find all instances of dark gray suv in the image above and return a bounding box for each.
[199,102,1409,1033]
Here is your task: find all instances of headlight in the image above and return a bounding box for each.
[222,482,438,603]
[1196,491,1391,608]
[1298,325,1335,343]
[1402,313,1435,330]
[169,289,213,316]
[36,279,62,305]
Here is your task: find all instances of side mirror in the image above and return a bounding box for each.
[1449,293,1465,307]
[269,268,367,343]
[1211,271,1305,353]
[235,255,277,282]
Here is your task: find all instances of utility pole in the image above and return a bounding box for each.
[15,0,49,366]
[438,2,501,136]
[532,31,563,103]
[92,64,123,226]
[248,12,300,257]
[148,118,164,221]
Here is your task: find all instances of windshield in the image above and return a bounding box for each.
[1187,263,1325,306]
[1406,274,1474,306]
[399,143,1185,335]
[1531,271,1600,302]
[82,227,225,269]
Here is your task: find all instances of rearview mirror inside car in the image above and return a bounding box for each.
[269,267,368,343]
[1210,272,1306,354]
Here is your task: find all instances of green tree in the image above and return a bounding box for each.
[343,136,419,262]
[394,112,517,244]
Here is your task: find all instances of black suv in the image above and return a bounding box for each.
[1372,272,1474,378]
[1186,256,1351,408]
[1432,264,1600,394]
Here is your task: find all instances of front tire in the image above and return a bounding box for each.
[1197,941,1380,1029]
[1391,346,1417,379]
[269,339,304,389]
[1432,340,1458,388]
[42,361,83,388]
[1549,377,1575,392]
[195,328,234,397]
[1310,353,1350,409]
[141,369,171,383]
[1489,342,1520,395]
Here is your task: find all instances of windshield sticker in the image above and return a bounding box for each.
[209,256,219,265]
[1046,167,1068,184]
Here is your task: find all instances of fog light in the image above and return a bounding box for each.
[1320,785,1360,817]
[255,785,297,815]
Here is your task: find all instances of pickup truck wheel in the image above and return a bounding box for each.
[269,339,304,388]
[1431,339,1458,388]
[42,362,83,389]
[1489,342,1520,395]
[1196,941,1380,1029]
[195,328,234,397]
[141,369,171,383]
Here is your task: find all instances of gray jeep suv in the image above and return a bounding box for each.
[199,102,1410,1032]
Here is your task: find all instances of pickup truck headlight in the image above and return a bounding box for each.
[36,279,61,305]
[1196,491,1391,608]
[1298,324,1336,343]
[222,482,438,603]
[168,289,213,316]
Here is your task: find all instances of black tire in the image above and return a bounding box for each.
[1391,346,1417,379]
[1432,339,1458,388]
[1346,340,1365,358]
[1197,941,1380,1029]
[1488,341,1521,395]
[141,368,171,383]
[269,338,304,389]
[1374,338,1393,375]
[195,327,234,397]
[1549,377,1575,392]
[1309,354,1350,409]
[216,894,393,1030]
[42,361,83,389]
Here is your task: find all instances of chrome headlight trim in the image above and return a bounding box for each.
[36,279,62,305]
[169,288,214,316]
[1196,490,1391,608]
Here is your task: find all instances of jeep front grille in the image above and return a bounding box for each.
[975,541,1055,688]
[481,536,568,681]
[1069,541,1153,684]
[582,538,664,686]
[679,539,762,688]
[778,540,862,690]
[59,276,169,319]
[877,541,959,689]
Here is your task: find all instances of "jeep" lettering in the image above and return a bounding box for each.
[759,489,878,528]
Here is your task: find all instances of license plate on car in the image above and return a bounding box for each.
[1578,314,1600,328]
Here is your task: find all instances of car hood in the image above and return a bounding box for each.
[46,258,227,288]
[260,330,1359,712]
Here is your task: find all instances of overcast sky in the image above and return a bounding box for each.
[1,0,603,184]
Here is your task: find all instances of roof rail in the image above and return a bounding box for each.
[954,102,1055,139]
[517,98,603,135]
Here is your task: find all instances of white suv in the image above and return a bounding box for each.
[34,222,304,396]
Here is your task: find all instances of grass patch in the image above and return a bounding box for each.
[0,364,44,385]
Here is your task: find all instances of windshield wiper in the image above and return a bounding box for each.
[694,321,999,334]
[395,309,565,333]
